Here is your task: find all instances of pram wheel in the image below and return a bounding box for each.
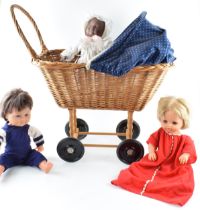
[116,119,140,140]
[65,118,89,140]
[57,137,85,162]
[116,139,144,164]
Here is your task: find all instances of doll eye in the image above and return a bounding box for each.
[163,120,167,123]
[172,121,178,125]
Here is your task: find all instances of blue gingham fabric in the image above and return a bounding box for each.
[90,12,176,76]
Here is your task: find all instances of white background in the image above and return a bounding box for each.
[0,0,199,209]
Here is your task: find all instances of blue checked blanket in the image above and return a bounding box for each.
[90,12,175,76]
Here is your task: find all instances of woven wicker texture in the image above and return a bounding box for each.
[10,4,172,111]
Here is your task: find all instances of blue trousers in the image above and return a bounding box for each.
[0,149,47,171]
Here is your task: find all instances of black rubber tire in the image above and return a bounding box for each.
[116,119,140,140]
[65,118,89,140]
[57,137,85,162]
[116,139,144,164]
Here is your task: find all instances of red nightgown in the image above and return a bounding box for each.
[111,128,197,206]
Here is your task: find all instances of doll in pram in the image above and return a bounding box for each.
[60,15,113,68]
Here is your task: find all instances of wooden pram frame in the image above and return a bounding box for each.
[68,108,134,147]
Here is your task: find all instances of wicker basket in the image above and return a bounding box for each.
[10,4,172,112]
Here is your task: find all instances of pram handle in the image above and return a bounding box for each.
[10,4,48,61]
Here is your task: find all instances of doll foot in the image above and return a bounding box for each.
[0,165,5,176]
[39,161,53,173]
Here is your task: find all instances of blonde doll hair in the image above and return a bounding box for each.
[157,96,190,129]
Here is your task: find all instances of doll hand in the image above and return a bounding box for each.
[179,153,190,164]
[60,48,77,61]
[148,152,157,161]
[60,49,74,61]
[37,145,44,152]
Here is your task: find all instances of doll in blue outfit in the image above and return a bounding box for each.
[0,88,53,175]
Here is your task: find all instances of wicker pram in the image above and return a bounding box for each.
[11,4,173,164]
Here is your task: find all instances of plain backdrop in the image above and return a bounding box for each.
[0,0,199,210]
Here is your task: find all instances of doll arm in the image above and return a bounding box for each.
[60,45,79,61]
[102,36,113,49]
[148,143,157,161]
[0,128,6,148]
[28,126,45,149]
[146,129,160,161]
[179,136,197,164]
[179,153,190,164]
[37,145,44,152]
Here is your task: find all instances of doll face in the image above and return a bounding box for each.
[85,17,105,37]
[160,110,183,135]
[5,107,31,127]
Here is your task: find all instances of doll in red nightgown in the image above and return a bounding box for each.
[111,96,197,206]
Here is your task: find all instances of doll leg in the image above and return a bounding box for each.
[25,150,53,173]
[0,165,5,176]
[39,160,53,173]
[0,153,17,175]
